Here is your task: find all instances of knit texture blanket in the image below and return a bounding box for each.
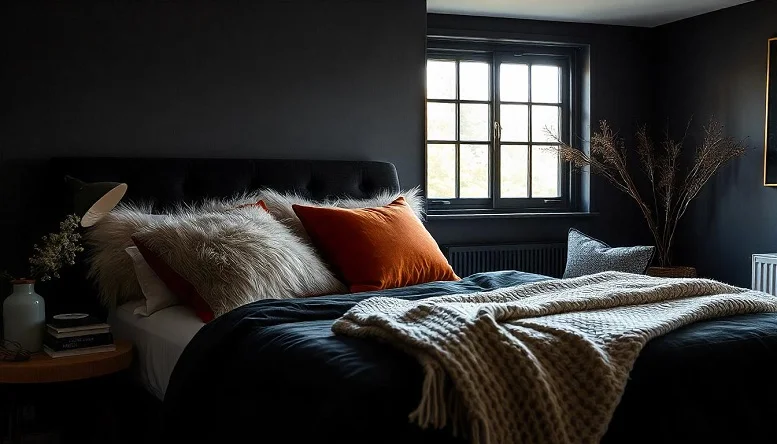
[332,272,777,444]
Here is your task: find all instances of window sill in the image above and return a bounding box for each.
[426,211,597,221]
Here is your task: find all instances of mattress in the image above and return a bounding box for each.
[109,301,204,400]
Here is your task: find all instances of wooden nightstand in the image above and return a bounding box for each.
[0,341,133,444]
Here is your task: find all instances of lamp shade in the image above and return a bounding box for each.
[64,176,128,227]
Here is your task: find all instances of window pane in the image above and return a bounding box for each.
[459,61,489,100]
[427,60,456,100]
[532,146,560,198]
[460,145,489,198]
[531,105,560,143]
[500,105,528,142]
[427,144,456,198]
[427,102,455,140]
[460,104,489,141]
[531,65,560,103]
[501,145,528,198]
[500,64,528,102]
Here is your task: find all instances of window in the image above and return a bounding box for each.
[426,43,575,213]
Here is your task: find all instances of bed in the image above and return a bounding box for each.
[50,158,777,444]
[161,274,777,444]
[108,301,203,400]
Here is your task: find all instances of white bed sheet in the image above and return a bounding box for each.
[109,301,204,400]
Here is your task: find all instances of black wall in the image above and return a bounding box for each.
[1,0,426,272]
[425,14,653,248]
[653,0,777,286]
[8,0,769,288]
[1,1,657,279]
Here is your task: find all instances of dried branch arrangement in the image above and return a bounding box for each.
[550,119,746,266]
[2,214,84,282]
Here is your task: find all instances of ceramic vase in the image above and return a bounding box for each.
[3,280,45,352]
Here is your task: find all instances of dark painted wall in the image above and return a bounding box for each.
[1,0,426,272]
[653,0,777,286]
[425,14,653,248]
[1,2,658,281]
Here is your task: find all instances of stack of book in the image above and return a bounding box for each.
[43,314,115,358]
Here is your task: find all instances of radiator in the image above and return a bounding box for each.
[752,253,777,295]
[446,243,567,278]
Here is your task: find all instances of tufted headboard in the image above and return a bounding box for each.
[49,158,401,208]
[43,157,401,316]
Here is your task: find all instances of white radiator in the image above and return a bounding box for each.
[752,254,777,295]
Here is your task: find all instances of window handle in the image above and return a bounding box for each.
[494,121,502,142]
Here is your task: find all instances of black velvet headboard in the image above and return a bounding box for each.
[44,158,401,316]
[49,158,401,208]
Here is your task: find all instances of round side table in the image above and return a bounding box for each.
[0,340,133,443]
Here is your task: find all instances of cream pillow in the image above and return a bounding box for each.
[125,246,179,316]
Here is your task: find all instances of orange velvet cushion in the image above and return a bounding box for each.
[292,197,459,292]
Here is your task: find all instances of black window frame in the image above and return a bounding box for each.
[425,39,580,215]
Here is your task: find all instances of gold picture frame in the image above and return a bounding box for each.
[764,37,777,186]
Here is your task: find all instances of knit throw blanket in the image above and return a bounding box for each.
[332,272,777,444]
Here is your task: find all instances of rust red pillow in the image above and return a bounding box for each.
[292,197,459,292]
[132,237,214,322]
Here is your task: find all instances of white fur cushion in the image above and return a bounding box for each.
[188,187,425,240]
[125,246,179,316]
[85,188,422,307]
[131,207,346,318]
[85,204,167,307]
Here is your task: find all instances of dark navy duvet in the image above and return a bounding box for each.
[163,272,777,443]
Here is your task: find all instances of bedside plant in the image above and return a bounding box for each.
[2,175,128,353]
[549,119,746,276]
[2,215,85,352]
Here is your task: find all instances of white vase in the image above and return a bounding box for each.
[3,281,45,352]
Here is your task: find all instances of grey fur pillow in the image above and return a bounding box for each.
[563,229,654,278]
[131,207,346,318]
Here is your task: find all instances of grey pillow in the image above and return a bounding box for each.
[563,229,654,278]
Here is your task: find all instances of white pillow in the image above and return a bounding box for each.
[125,246,179,316]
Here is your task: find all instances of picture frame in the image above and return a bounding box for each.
[764,37,777,186]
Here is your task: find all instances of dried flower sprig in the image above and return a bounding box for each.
[28,214,85,281]
[547,119,746,267]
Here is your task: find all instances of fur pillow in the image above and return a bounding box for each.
[189,187,425,240]
[85,188,421,307]
[85,204,167,307]
[131,207,346,318]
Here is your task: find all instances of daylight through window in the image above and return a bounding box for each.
[426,45,573,212]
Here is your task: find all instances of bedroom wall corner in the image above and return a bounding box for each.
[651,0,777,286]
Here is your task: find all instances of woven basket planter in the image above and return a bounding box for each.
[646,266,697,278]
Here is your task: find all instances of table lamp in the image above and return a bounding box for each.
[64,176,128,227]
